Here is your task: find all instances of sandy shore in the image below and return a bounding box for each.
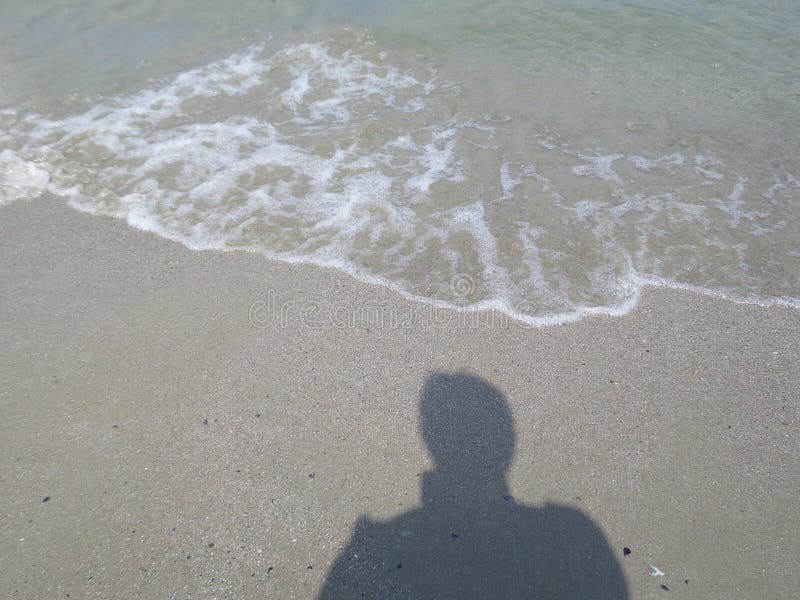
[1,197,798,599]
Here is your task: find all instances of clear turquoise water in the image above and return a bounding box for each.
[1,1,798,323]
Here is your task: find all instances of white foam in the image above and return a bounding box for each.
[629,153,684,173]
[0,150,50,204]
[281,68,310,110]
[443,202,512,299]
[279,42,423,124]
[403,128,463,195]
[628,155,653,171]
[571,153,624,183]
[499,162,522,201]
[3,31,797,328]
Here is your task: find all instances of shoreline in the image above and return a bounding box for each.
[2,197,799,598]
[61,197,800,329]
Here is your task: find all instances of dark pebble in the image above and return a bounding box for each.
[623,547,631,556]
[661,584,669,591]
[267,566,274,573]
[42,496,50,503]
[502,494,513,502]
[208,542,215,548]
[397,562,402,569]
[451,532,459,538]
[309,472,316,479]
[307,565,313,570]
[255,413,261,418]
[112,425,119,428]
[684,580,689,584]
[203,418,209,426]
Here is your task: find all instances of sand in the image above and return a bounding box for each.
[1,197,798,599]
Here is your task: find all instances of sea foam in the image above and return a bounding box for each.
[1,29,798,325]
[0,150,51,205]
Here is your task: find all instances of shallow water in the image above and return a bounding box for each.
[1,1,798,323]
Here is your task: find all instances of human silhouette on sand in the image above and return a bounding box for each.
[319,372,629,599]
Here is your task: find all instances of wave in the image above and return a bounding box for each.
[1,29,798,325]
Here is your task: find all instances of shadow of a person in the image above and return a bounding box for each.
[319,372,629,599]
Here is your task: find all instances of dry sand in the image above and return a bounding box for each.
[1,197,798,598]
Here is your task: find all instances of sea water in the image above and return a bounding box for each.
[1,0,798,324]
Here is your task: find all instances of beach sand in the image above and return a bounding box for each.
[1,197,798,598]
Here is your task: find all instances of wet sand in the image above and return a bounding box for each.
[1,197,798,598]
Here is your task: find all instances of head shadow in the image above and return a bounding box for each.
[318,371,629,599]
[419,372,514,500]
